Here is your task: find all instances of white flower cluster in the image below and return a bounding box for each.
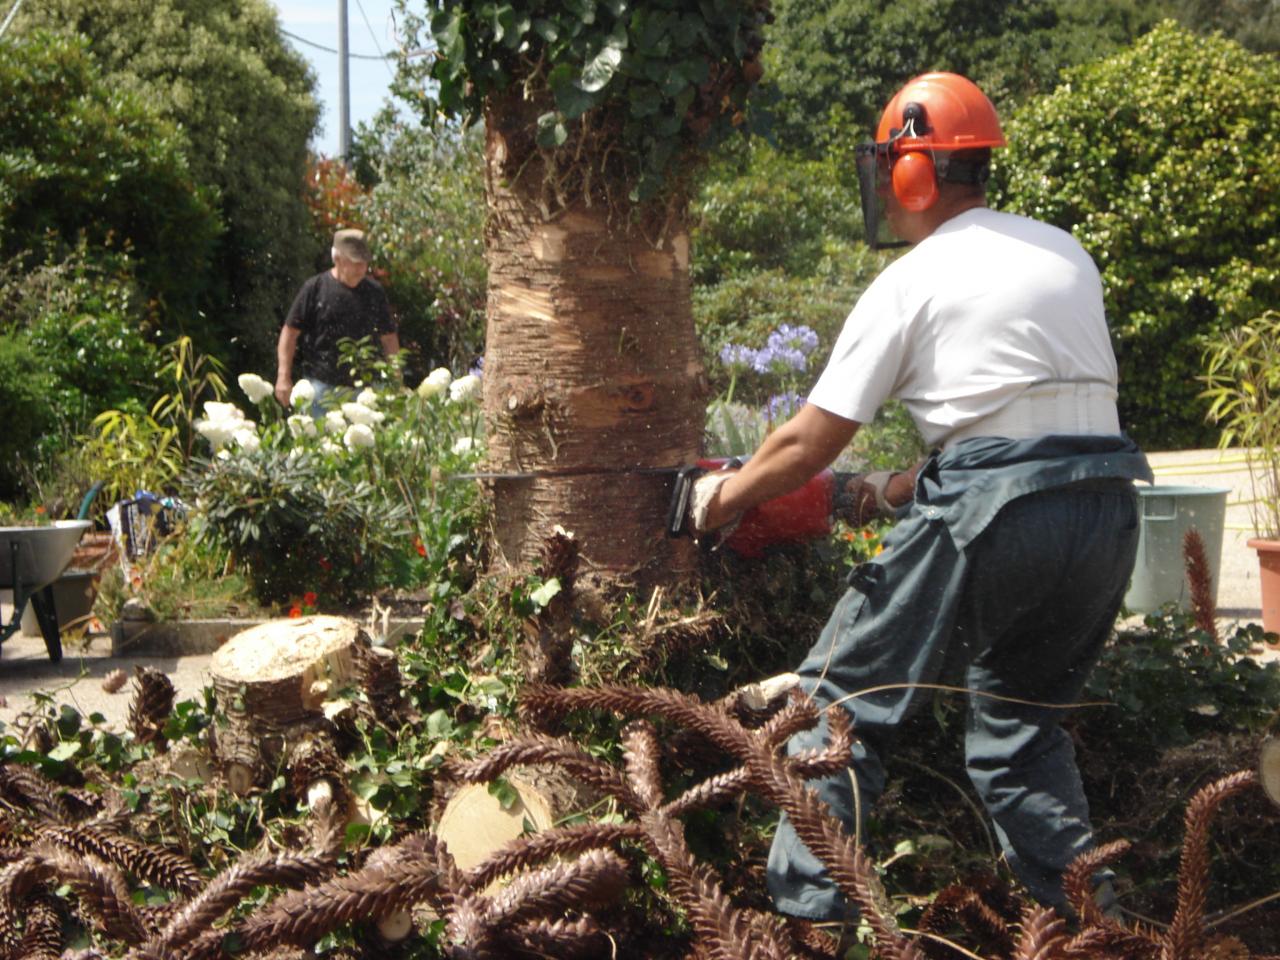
[195,401,259,453]
[237,373,274,405]
[416,367,481,404]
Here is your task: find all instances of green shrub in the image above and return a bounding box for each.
[12,0,321,366]
[691,139,866,285]
[1083,610,1280,751]
[183,365,485,608]
[356,125,488,375]
[992,21,1280,449]
[0,334,55,499]
[0,30,219,328]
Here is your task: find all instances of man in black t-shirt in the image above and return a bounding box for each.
[275,228,399,408]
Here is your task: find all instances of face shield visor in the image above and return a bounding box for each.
[855,141,909,251]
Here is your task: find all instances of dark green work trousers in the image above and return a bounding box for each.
[767,455,1141,919]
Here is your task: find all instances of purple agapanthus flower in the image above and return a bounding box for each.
[755,345,807,374]
[766,392,806,422]
[719,343,758,370]
[768,324,820,357]
[469,356,485,379]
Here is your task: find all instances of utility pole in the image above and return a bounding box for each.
[337,0,351,160]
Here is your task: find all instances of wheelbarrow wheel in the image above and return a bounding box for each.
[28,587,63,663]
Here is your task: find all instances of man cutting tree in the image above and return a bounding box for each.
[691,73,1151,920]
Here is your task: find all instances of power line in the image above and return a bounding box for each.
[0,0,25,39]
[281,27,392,61]
[354,0,395,80]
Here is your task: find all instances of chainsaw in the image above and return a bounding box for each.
[665,458,879,559]
[458,459,887,559]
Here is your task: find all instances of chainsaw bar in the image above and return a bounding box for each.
[454,465,686,481]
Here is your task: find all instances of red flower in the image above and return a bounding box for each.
[318,557,332,572]
[303,591,318,608]
[289,605,303,618]
[413,536,427,557]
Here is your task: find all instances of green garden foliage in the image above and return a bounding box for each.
[691,137,867,285]
[391,0,771,202]
[0,31,219,326]
[0,335,55,500]
[13,0,320,365]
[184,364,485,608]
[759,0,1150,156]
[355,125,488,375]
[993,21,1280,449]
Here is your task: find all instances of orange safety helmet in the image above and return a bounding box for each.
[856,72,1005,248]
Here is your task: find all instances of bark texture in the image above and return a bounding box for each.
[481,94,707,590]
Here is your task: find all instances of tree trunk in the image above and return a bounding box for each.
[480,96,709,593]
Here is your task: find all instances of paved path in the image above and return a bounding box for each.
[0,448,1274,732]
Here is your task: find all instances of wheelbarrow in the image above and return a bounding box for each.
[0,519,91,662]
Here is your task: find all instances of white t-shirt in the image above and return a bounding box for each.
[808,207,1119,447]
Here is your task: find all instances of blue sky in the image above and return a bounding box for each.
[272,0,403,158]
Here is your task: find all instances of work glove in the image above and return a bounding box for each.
[689,469,738,535]
[837,471,899,527]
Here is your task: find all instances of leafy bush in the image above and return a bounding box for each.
[993,21,1280,449]
[355,125,488,375]
[13,0,321,365]
[1083,610,1280,751]
[0,334,55,499]
[183,365,485,608]
[0,30,219,327]
[691,138,866,285]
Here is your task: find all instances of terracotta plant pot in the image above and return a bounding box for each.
[1247,537,1280,638]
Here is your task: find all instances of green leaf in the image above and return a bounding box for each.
[532,18,559,44]
[548,63,598,120]
[580,44,623,93]
[536,112,569,148]
[488,778,520,811]
[48,741,81,761]
[529,577,562,608]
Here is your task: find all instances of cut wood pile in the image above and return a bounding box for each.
[0,617,1276,958]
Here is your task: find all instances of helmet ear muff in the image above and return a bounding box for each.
[891,150,938,211]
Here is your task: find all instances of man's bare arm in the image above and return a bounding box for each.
[706,404,861,529]
[275,324,300,406]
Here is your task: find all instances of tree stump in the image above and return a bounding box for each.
[210,615,363,793]
[1263,738,1280,809]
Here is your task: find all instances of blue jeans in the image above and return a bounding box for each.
[767,479,1139,917]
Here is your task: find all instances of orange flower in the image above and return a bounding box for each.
[34,505,46,515]
[413,536,427,557]
[303,591,318,608]
[289,605,303,618]
[863,530,875,540]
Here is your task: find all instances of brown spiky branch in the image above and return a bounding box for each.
[0,764,74,822]
[1163,769,1259,960]
[39,822,203,896]
[1182,529,1219,641]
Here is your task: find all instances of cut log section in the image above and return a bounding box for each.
[1262,738,1280,809]
[210,615,365,793]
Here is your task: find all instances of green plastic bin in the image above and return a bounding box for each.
[1124,485,1230,614]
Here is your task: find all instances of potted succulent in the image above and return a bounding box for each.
[1201,309,1280,634]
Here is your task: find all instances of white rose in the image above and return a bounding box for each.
[448,374,481,403]
[202,401,245,425]
[324,410,347,435]
[233,428,260,452]
[290,379,317,408]
[451,436,475,454]
[341,402,384,427]
[237,373,274,404]
[287,414,318,438]
[215,448,232,461]
[320,438,342,456]
[417,367,452,399]
[343,423,376,450]
[357,387,379,408]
